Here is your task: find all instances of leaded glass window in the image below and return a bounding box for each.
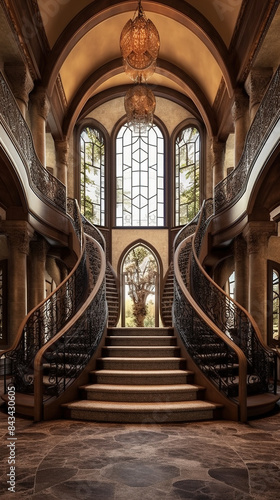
[80,126,105,225]
[116,124,164,227]
[175,126,200,226]
[272,270,280,344]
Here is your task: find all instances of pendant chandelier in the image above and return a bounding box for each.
[120,1,160,132]
[120,0,160,83]
[124,83,156,133]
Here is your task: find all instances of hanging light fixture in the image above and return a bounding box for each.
[120,1,160,132]
[120,0,160,83]
[124,83,156,133]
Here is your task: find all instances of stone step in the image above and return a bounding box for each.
[80,383,205,402]
[102,346,181,358]
[107,327,174,337]
[97,357,186,371]
[91,369,194,385]
[62,399,223,423]
[106,336,177,346]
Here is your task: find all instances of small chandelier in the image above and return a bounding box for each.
[124,83,156,133]
[120,0,160,83]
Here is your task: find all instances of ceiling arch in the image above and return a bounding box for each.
[42,0,234,104]
[63,57,217,136]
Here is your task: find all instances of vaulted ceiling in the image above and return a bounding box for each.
[1,0,280,139]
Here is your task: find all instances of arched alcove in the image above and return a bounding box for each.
[119,240,162,327]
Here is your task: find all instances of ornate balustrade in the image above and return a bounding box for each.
[0,71,66,211]
[190,201,277,395]
[34,235,107,420]
[174,232,248,421]
[215,66,280,212]
[1,200,88,394]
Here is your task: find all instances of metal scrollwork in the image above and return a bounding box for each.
[215,66,280,212]
[0,72,66,211]
[42,236,107,400]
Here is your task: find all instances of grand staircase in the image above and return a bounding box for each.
[62,327,223,423]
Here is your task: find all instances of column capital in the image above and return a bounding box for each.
[211,137,225,165]
[0,221,34,255]
[4,63,34,107]
[55,137,69,167]
[243,221,276,254]
[30,86,50,120]
[245,67,273,110]
[30,235,49,262]
[231,87,249,122]
[234,234,247,262]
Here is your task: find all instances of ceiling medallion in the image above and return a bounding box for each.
[120,1,160,132]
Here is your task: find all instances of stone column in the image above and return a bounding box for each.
[243,221,276,341]
[2,221,34,344]
[30,86,50,166]
[55,137,69,186]
[231,88,249,167]
[28,236,49,311]
[245,68,273,123]
[4,63,34,119]
[211,138,226,187]
[234,235,248,309]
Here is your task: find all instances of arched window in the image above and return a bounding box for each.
[116,124,164,227]
[268,261,280,346]
[175,126,200,226]
[80,126,105,225]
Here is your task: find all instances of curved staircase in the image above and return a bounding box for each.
[62,327,223,423]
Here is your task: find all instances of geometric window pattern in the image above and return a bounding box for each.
[80,126,105,226]
[175,126,200,226]
[272,269,280,344]
[116,124,164,227]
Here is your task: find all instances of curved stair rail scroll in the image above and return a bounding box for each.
[215,66,280,213]
[161,212,201,327]
[0,71,66,211]
[34,235,107,421]
[173,229,248,422]
[81,214,120,326]
[191,201,277,398]
[1,200,88,395]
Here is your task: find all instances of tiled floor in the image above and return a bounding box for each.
[0,398,280,500]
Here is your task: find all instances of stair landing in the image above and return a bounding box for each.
[62,327,223,423]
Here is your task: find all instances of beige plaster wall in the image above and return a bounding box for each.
[87,96,194,137]
[268,235,280,263]
[111,229,169,278]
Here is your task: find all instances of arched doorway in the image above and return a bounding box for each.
[120,242,161,327]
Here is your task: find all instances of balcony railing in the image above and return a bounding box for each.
[0,71,66,211]
[215,66,280,213]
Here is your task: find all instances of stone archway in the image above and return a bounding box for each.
[120,242,161,328]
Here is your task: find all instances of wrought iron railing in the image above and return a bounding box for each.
[1,200,88,394]
[0,71,66,210]
[215,66,280,212]
[34,235,107,420]
[174,232,248,421]
[81,214,106,251]
[190,201,277,395]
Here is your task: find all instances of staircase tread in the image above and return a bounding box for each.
[81,383,204,392]
[235,392,280,407]
[1,393,34,407]
[98,357,185,361]
[92,369,193,375]
[62,400,222,411]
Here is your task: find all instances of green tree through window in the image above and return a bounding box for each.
[123,245,157,327]
[175,126,200,225]
[80,126,105,225]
